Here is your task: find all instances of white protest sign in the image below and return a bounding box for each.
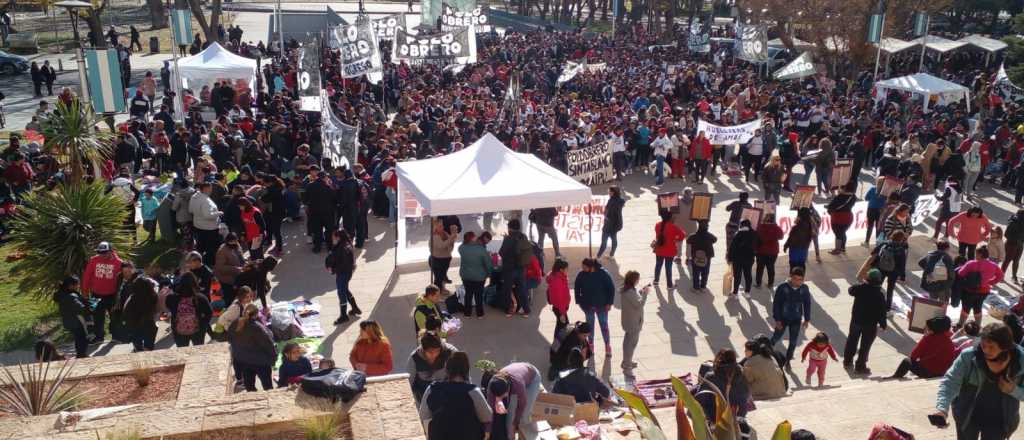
[558,61,584,85]
[911,195,941,227]
[567,142,614,185]
[528,196,609,247]
[696,119,762,145]
[774,52,815,80]
[775,201,870,246]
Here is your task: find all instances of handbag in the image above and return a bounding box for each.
[722,267,734,296]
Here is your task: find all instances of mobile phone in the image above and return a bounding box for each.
[928,414,948,428]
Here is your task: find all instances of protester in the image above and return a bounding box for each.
[350,320,394,376]
[214,233,246,308]
[81,241,123,343]
[574,258,615,355]
[727,219,758,296]
[545,259,570,331]
[596,186,625,259]
[755,214,784,289]
[407,332,458,402]
[117,261,159,352]
[235,256,279,310]
[742,337,787,400]
[327,229,361,324]
[652,210,686,289]
[458,231,493,318]
[485,362,542,440]
[891,316,956,380]
[919,240,957,303]
[498,219,531,317]
[419,351,492,440]
[784,208,815,273]
[948,207,993,260]
[826,183,857,254]
[872,230,909,316]
[228,303,277,391]
[552,348,612,403]
[619,271,647,377]
[429,220,458,292]
[277,342,313,387]
[54,276,90,358]
[414,285,444,336]
[956,245,1005,327]
[845,269,888,375]
[687,221,717,293]
[1004,209,1024,284]
[165,272,213,347]
[698,349,751,417]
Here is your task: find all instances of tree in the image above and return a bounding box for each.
[8,182,134,299]
[187,0,223,44]
[148,0,168,29]
[39,99,114,185]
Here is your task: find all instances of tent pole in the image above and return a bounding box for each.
[588,207,593,258]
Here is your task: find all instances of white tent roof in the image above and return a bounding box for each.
[958,34,1008,53]
[875,37,916,54]
[910,35,968,53]
[875,73,968,95]
[768,37,812,49]
[396,133,592,216]
[173,43,258,89]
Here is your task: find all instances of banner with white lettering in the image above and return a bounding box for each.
[557,61,583,85]
[996,63,1024,102]
[335,21,383,81]
[320,90,359,169]
[527,196,609,247]
[298,39,321,111]
[736,24,768,63]
[394,27,475,62]
[441,3,489,31]
[687,14,711,53]
[567,142,614,186]
[911,195,940,227]
[774,52,815,80]
[775,201,869,246]
[696,119,762,145]
[370,14,407,41]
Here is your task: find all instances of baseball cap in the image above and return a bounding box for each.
[96,242,111,253]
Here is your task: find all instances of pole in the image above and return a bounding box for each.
[611,0,617,36]
[918,14,929,72]
[276,0,284,58]
[67,10,90,103]
[872,13,885,81]
[587,207,593,257]
[169,9,184,123]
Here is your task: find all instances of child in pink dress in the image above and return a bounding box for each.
[801,332,839,387]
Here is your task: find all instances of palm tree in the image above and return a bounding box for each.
[8,182,134,299]
[39,99,114,185]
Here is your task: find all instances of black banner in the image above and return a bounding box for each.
[298,38,321,111]
[736,24,768,62]
[370,14,406,41]
[335,21,382,79]
[688,14,711,53]
[441,3,488,31]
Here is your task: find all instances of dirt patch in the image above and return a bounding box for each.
[72,364,184,411]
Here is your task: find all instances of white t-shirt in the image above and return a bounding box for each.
[610,134,626,153]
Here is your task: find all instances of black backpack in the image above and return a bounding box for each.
[300,368,367,402]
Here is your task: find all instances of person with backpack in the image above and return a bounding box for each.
[956,245,1005,328]
[419,351,492,440]
[872,230,909,317]
[227,303,277,392]
[771,267,812,366]
[165,272,213,347]
[574,258,616,356]
[687,221,718,293]
[934,322,1024,440]
[54,276,91,358]
[326,230,361,324]
[498,219,532,317]
[919,240,957,303]
[652,210,686,289]
[947,206,993,260]
[845,269,888,375]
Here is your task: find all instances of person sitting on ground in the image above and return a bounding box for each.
[350,320,393,376]
[698,348,751,417]
[549,321,592,381]
[277,342,313,388]
[552,348,612,404]
[741,337,788,399]
[407,331,458,402]
[890,316,957,379]
[953,320,982,352]
[414,285,445,336]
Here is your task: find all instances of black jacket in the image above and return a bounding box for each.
[55,289,89,330]
[551,368,611,404]
[165,293,213,334]
[530,207,558,228]
[603,196,625,232]
[848,282,887,329]
[118,271,159,331]
[303,179,337,216]
[227,320,277,366]
[727,229,758,265]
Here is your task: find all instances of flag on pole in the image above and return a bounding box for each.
[171,9,192,47]
[913,12,928,37]
[84,49,125,113]
[867,14,884,43]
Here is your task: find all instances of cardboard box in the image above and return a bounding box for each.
[573,402,600,424]
[531,393,577,427]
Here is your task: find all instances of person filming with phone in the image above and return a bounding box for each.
[933,322,1024,439]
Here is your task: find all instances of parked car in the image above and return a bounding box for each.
[0,50,29,75]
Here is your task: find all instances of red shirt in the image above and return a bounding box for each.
[755,223,784,255]
[82,253,124,297]
[910,331,957,377]
[3,162,33,187]
[653,222,686,257]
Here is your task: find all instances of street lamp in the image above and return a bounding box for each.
[55,0,92,103]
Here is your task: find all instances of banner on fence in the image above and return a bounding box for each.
[567,142,614,185]
[696,118,762,145]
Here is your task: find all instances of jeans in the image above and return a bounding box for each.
[131,321,157,351]
[596,228,618,257]
[654,256,673,285]
[385,187,397,223]
[959,242,978,260]
[336,271,353,314]
[843,322,878,368]
[173,331,205,347]
[655,155,665,185]
[866,207,882,244]
[789,247,809,273]
[504,364,542,438]
[692,262,710,289]
[732,261,753,294]
[501,268,528,314]
[90,295,117,340]
[237,362,273,392]
[801,161,816,186]
[463,280,485,317]
[583,307,611,348]
[964,171,980,195]
[755,254,777,286]
[537,225,561,256]
[69,325,89,358]
[771,320,802,362]
[815,166,831,192]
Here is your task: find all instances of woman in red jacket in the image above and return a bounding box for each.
[947,206,992,260]
[755,214,785,288]
[690,131,713,184]
[546,259,571,340]
[653,211,686,289]
[890,316,956,379]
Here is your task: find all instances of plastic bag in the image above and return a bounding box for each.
[722,267,734,296]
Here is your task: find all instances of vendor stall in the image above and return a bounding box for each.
[172,42,258,91]
[873,73,970,113]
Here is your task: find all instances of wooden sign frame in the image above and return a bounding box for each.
[790,185,815,211]
[880,176,904,197]
[830,159,852,190]
[690,192,713,221]
[741,207,763,230]
[657,192,680,213]
[753,199,777,218]
[908,296,948,333]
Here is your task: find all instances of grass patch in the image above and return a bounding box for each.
[0,245,62,352]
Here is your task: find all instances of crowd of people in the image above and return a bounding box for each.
[6,9,1024,439]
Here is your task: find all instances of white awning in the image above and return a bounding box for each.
[910,35,968,53]
[768,37,813,49]
[874,37,916,54]
[958,34,1008,53]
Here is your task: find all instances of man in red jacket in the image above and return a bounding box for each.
[82,242,124,343]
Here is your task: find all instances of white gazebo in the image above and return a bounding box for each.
[874,73,970,113]
[874,37,916,54]
[911,35,968,54]
[173,42,258,90]
[394,133,592,264]
[958,34,1008,66]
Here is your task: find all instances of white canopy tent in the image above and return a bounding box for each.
[910,35,968,53]
[959,34,1008,53]
[768,37,813,50]
[172,43,258,90]
[874,73,970,113]
[395,133,592,264]
[874,37,916,54]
